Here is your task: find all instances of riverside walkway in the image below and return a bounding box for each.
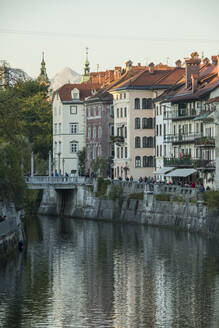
[24,176,197,198]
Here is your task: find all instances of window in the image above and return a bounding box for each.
[135,118,141,129]
[117,108,119,118]
[160,124,162,136]
[59,123,61,134]
[135,136,141,148]
[143,137,147,148]
[88,127,91,139]
[96,107,99,116]
[157,145,159,157]
[142,118,147,129]
[125,127,127,138]
[147,98,153,109]
[135,98,140,109]
[164,145,166,157]
[110,125,114,136]
[121,147,123,158]
[54,123,57,135]
[70,123,78,134]
[160,145,162,157]
[124,93,126,99]
[117,127,120,136]
[135,156,141,167]
[98,145,102,156]
[54,141,57,153]
[59,141,61,153]
[148,137,153,148]
[164,124,166,136]
[93,126,96,139]
[173,125,176,135]
[124,107,127,117]
[156,125,159,136]
[120,108,123,117]
[142,98,147,109]
[125,147,127,158]
[70,141,78,153]
[143,156,154,167]
[110,105,114,117]
[93,145,96,159]
[70,106,77,114]
[98,126,102,138]
[147,118,153,129]
[117,147,120,159]
[189,124,192,133]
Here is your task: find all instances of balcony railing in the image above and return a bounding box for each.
[163,109,196,120]
[194,136,215,147]
[164,157,216,168]
[164,133,200,144]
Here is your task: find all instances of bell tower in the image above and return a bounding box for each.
[81,47,90,83]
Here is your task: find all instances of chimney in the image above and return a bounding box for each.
[125,60,133,72]
[192,74,198,93]
[185,52,201,89]
[203,57,210,65]
[175,59,182,68]
[211,56,218,64]
[149,62,155,74]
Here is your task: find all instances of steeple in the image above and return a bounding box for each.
[37,51,50,86]
[81,47,90,83]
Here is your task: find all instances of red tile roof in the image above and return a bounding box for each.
[53,83,101,102]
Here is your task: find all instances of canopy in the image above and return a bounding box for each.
[153,167,175,175]
[165,168,197,177]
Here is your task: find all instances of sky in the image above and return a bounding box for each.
[1,0,219,79]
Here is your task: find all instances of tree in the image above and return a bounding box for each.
[91,158,108,177]
[78,148,85,175]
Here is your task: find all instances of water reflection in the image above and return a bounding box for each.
[1,216,219,327]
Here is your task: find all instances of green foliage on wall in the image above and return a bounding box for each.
[202,191,219,209]
[96,177,111,198]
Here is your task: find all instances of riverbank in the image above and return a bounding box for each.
[38,182,219,235]
[0,202,25,259]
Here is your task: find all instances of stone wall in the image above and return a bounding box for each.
[0,202,24,258]
[38,184,219,235]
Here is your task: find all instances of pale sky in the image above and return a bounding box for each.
[1,0,219,78]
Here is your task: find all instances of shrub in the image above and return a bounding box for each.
[96,177,111,198]
[202,191,219,209]
[155,194,170,201]
[128,192,144,200]
[172,196,185,203]
[108,184,123,200]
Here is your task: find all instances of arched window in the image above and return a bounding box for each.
[147,118,153,129]
[135,136,141,148]
[93,126,96,139]
[148,137,153,148]
[147,98,153,109]
[98,126,102,138]
[142,118,147,129]
[134,98,140,109]
[135,156,141,167]
[135,118,140,129]
[142,98,147,109]
[143,156,148,167]
[148,156,154,167]
[70,141,78,153]
[143,136,147,148]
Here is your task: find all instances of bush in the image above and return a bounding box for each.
[109,184,123,200]
[128,192,144,200]
[172,196,185,203]
[202,191,219,209]
[155,194,170,201]
[96,177,111,198]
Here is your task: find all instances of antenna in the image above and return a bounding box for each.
[166,57,170,65]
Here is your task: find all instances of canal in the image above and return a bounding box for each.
[1,215,219,328]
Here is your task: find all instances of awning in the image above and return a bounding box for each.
[153,167,175,175]
[165,168,197,177]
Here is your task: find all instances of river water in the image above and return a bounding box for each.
[1,216,219,328]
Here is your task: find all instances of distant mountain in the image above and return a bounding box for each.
[51,67,81,91]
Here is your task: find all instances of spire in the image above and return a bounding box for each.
[81,47,90,83]
[38,51,50,86]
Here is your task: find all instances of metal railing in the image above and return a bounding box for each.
[164,157,216,168]
[164,133,201,144]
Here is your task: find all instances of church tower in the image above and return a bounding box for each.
[81,48,90,83]
[37,52,50,87]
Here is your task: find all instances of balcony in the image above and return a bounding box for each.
[110,136,125,146]
[164,157,215,169]
[164,133,199,144]
[194,136,215,147]
[163,109,196,120]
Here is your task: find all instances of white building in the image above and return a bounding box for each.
[52,83,98,175]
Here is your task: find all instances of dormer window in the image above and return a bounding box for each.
[71,88,79,100]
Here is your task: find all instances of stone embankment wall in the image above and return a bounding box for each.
[0,202,24,258]
[38,183,219,235]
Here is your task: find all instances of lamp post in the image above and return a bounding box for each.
[31,151,34,177]
[49,150,52,177]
